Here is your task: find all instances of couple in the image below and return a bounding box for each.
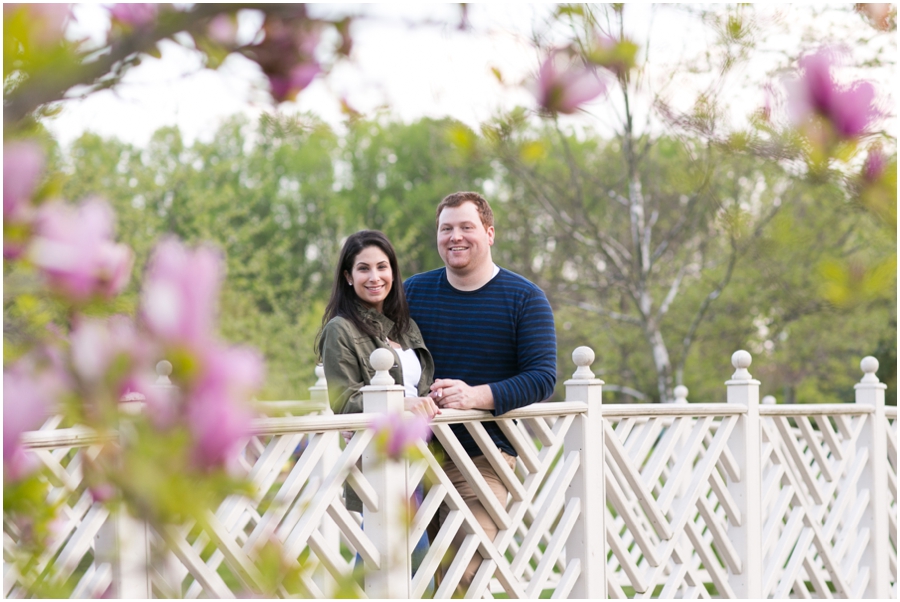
[317,191,557,592]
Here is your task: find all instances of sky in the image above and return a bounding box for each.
[48,4,555,147]
[43,4,895,149]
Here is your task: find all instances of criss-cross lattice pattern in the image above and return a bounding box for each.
[602,410,741,598]
[757,409,884,598]
[6,401,896,598]
[3,417,113,599]
[886,409,897,598]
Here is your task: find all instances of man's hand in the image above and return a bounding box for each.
[404,396,442,419]
[430,379,494,411]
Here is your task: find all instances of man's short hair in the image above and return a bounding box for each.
[436,192,494,230]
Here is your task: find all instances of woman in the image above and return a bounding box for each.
[317,230,438,587]
[317,229,440,420]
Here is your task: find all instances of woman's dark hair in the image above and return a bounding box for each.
[316,230,410,358]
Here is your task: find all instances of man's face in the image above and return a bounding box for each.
[437,201,494,274]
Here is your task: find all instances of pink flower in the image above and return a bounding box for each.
[186,345,263,469]
[29,199,134,301]
[207,14,237,46]
[247,14,322,103]
[787,49,880,139]
[4,140,44,220]
[3,360,66,481]
[89,483,115,503]
[3,140,44,259]
[863,146,886,182]
[140,238,223,351]
[109,3,157,29]
[532,51,607,115]
[370,411,431,460]
[69,316,160,412]
[268,62,322,103]
[4,4,71,47]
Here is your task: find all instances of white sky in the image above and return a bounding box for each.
[44,4,895,149]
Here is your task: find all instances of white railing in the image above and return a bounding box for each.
[4,348,897,598]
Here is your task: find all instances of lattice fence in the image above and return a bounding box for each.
[5,350,896,599]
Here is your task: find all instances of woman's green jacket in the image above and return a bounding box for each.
[319,305,435,414]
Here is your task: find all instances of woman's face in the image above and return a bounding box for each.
[345,245,392,312]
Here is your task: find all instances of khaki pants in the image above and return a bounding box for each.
[429,452,517,593]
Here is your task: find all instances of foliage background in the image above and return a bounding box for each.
[43,112,896,405]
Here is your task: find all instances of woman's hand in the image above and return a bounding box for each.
[404,396,441,420]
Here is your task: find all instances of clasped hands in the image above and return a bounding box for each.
[403,378,495,419]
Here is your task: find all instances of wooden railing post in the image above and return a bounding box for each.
[309,364,329,407]
[855,356,889,598]
[724,350,762,598]
[95,362,176,598]
[361,349,411,598]
[563,346,607,598]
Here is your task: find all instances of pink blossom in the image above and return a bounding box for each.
[3,140,44,259]
[140,238,223,351]
[247,15,322,103]
[532,51,607,115]
[109,3,157,29]
[4,140,44,220]
[207,14,237,46]
[29,199,134,301]
[89,483,115,503]
[4,4,71,47]
[787,49,880,139]
[69,316,160,411]
[268,62,322,103]
[186,345,263,469]
[863,146,886,182]
[3,361,65,481]
[370,411,431,460]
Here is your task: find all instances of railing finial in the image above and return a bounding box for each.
[860,356,880,384]
[314,363,327,387]
[673,385,688,403]
[369,348,395,386]
[730,350,752,381]
[155,360,173,386]
[571,346,596,380]
[762,395,776,404]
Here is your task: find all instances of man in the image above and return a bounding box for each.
[404,191,557,590]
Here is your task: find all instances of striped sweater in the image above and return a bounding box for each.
[404,267,557,458]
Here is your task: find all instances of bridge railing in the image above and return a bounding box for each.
[5,349,896,598]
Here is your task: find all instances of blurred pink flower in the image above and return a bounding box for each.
[186,345,263,469]
[532,51,607,115]
[247,13,322,103]
[29,199,134,301]
[69,316,162,415]
[3,360,66,481]
[3,140,44,259]
[207,14,237,46]
[370,411,431,460]
[4,4,71,47]
[89,483,115,503]
[3,140,44,220]
[268,63,322,103]
[787,49,879,139]
[863,146,886,182]
[109,3,157,28]
[140,238,223,351]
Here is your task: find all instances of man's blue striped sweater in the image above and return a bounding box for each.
[404,267,557,458]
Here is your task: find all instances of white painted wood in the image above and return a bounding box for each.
[563,346,607,599]
[361,350,411,599]
[8,346,898,599]
[725,350,762,598]
[855,356,890,598]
